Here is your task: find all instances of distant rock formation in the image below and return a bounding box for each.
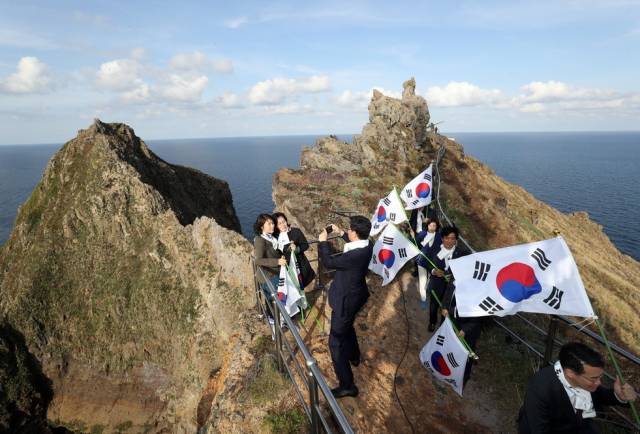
[0,120,255,432]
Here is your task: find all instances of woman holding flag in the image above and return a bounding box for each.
[415,219,442,310]
[273,212,316,288]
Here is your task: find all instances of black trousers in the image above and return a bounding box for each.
[457,318,482,386]
[428,279,447,327]
[329,298,366,388]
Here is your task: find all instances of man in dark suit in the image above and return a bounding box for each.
[318,215,373,398]
[518,341,637,433]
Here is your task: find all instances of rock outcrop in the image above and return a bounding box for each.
[272,79,640,432]
[0,120,256,433]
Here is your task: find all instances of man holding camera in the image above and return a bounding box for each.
[318,215,373,398]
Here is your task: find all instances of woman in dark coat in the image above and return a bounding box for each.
[254,213,286,322]
[273,212,316,288]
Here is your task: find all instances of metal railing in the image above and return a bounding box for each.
[251,261,354,434]
[432,140,640,431]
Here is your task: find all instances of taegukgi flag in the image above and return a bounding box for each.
[419,317,469,396]
[277,262,303,317]
[370,187,408,236]
[288,253,308,310]
[400,164,433,210]
[449,236,596,318]
[369,223,421,285]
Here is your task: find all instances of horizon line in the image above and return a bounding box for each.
[2,129,640,147]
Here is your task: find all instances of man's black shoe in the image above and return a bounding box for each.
[331,385,359,398]
[350,356,361,367]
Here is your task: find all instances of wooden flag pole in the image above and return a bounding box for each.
[594,318,640,427]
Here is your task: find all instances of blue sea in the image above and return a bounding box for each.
[1,132,638,261]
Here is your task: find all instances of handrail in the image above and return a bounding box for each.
[432,140,639,431]
[252,261,354,434]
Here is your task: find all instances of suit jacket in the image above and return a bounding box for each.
[318,233,373,318]
[254,235,281,284]
[417,242,469,292]
[518,366,628,434]
[277,227,316,288]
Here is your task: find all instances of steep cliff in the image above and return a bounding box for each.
[0,120,256,433]
[272,78,640,432]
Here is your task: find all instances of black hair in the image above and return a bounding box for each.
[559,342,604,374]
[253,213,275,235]
[426,219,441,231]
[272,212,288,224]
[440,226,459,239]
[349,215,371,240]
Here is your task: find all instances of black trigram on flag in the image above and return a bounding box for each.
[383,197,391,206]
[531,248,552,271]
[278,277,285,287]
[371,254,378,264]
[389,212,396,221]
[446,352,459,368]
[383,236,394,245]
[411,199,420,206]
[436,335,445,346]
[473,261,491,281]
[424,173,432,181]
[384,268,390,279]
[543,286,564,309]
[405,188,413,198]
[398,248,407,258]
[479,296,504,314]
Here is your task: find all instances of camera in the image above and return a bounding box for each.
[325,225,333,234]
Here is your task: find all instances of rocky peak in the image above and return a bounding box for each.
[0,121,255,432]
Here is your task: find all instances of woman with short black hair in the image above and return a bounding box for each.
[253,213,286,322]
[272,212,316,288]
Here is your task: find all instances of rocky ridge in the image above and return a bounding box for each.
[272,78,640,432]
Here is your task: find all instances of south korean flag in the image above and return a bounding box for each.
[449,236,596,319]
[288,253,308,310]
[277,262,303,317]
[369,223,421,285]
[419,317,469,396]
[400,164,433,210]
[370,187,408,236]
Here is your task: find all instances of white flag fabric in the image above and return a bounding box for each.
[277,262,302,317]
[369,223,421,285]
[400,164,433,210]
[450,236,596,318]
[370,188,408,236]
[419,317,469,396]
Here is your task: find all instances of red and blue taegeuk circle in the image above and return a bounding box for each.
[496,262,542,303]
[378,248,395,267]
[415,182,431,199]
[430,351,451,376]
[376,205,387,222]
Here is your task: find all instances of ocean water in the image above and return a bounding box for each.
[0,132,638,261]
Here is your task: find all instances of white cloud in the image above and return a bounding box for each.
[121,83,151,104]
[265,103,314,115]
[216,91,244,108]
[129,47,147,61]
[169,51,233,74]
[96,59,143,90]
[224,16,248,29]
[425,81,504,107]
[0,28,58,49]
[520,103,545,113]
[248,75,331,105]
[520,80,617,102]
[0,57,53,94]
[158,74,208,102]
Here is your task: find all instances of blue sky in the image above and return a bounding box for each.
[1,0,639,144]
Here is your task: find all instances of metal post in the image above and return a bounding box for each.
[544,315,559,365]
[272,294,284,372]
[307,361,321,434]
